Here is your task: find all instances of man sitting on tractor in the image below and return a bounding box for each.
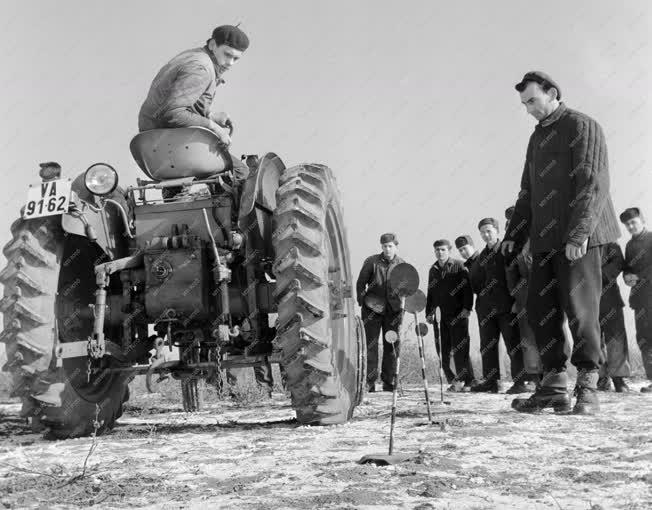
[138,24,251,189]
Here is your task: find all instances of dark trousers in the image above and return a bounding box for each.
[528,248,602,373]
[516,309,543,376]
[634,307,652,380]
[599,306,631,378]
[362,306,401,388]
[478,310,524,382]
[226,359,274,390]
[437,317,475,384]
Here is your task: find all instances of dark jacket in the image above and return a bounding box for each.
[425,258,473,319]
[505,240,532,312]
[624,229,652,310]
[474,241,514,318]
[599,242,625,315]
[464,252,483,298]
[139,46,225,132]
[505,103,620,254]
[356,253,406,313]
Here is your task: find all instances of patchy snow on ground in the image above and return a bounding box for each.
[0,381,651,510]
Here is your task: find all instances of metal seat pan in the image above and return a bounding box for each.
[129,127,231,180]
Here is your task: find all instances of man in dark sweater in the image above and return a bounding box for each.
[620,207,652,393]
[504,71,621,414]
[472,218,525,394]
[426,239,475,391]
[598,242,632,393]
[356,233,405,392]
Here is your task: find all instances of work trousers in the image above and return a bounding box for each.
[599,306,631,378]
[362,306,401,388]
[477,309,524,382]
[634,306,652,380]
[436,317,475,384]
[515,308,543,377]
[528,248,602,373]
[226,359,274,391]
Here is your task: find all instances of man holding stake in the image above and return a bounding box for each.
[356,233,405,392]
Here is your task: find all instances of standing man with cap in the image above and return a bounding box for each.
[504,206,542,391]
[503,71,621,414]
[356,233,405,392]
[425,239,475,391]
[597,242,632,393]
[620,207,652,393]
[138,25,251,185]
[473,218,525,393]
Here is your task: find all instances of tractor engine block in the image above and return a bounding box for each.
[143,235,211,322]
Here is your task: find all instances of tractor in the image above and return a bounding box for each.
[0,127,366,438]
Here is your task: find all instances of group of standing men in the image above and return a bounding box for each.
[356,71,652,415]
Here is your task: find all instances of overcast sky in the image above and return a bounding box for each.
[1,0,650,295]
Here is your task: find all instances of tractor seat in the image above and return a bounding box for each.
[129,127,232,181]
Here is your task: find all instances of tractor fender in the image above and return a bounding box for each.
[238,152,286,221]
[238,153,286,254]
[60,172,130,260]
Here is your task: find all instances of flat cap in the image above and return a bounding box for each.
[505,206,515,220]
[619,207,642,223]
[433,239,452,248]
[212,25,249,51]
[380,232,398,245]
[477,217,499,230]
[515,71,562,100]
[454,235,474,249]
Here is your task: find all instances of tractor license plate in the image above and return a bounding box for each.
[23,179,72,219]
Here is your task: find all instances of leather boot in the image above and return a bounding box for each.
[612,377,631,393]
[597,376,613,391]
[470,379,499,393]
[573,369,600,415]
[505,381,530,394]
[512,371,570,413]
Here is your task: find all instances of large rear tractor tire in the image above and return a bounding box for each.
[0,216,63,423]
[38,235,131,439]
[272,164,363,425]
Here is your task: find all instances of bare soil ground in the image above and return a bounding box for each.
[0,377,650,510]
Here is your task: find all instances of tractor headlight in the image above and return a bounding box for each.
[84,163,118,196]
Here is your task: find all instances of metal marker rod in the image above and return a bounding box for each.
[388,355,400,455]
[388,295,407,456]
[435,308,445,404]
[414,311,433,423]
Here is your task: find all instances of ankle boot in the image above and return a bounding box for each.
[597,376,613,391]
[573,369,600,415]
[612,377,631,393]
[512,371,570,413]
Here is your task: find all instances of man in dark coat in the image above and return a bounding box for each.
[598,242,631,392]
[356,233,405,392]
[620,207,652,393]
[504,71,621,414]
[471,218,524,393]
[426,239,475,391]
